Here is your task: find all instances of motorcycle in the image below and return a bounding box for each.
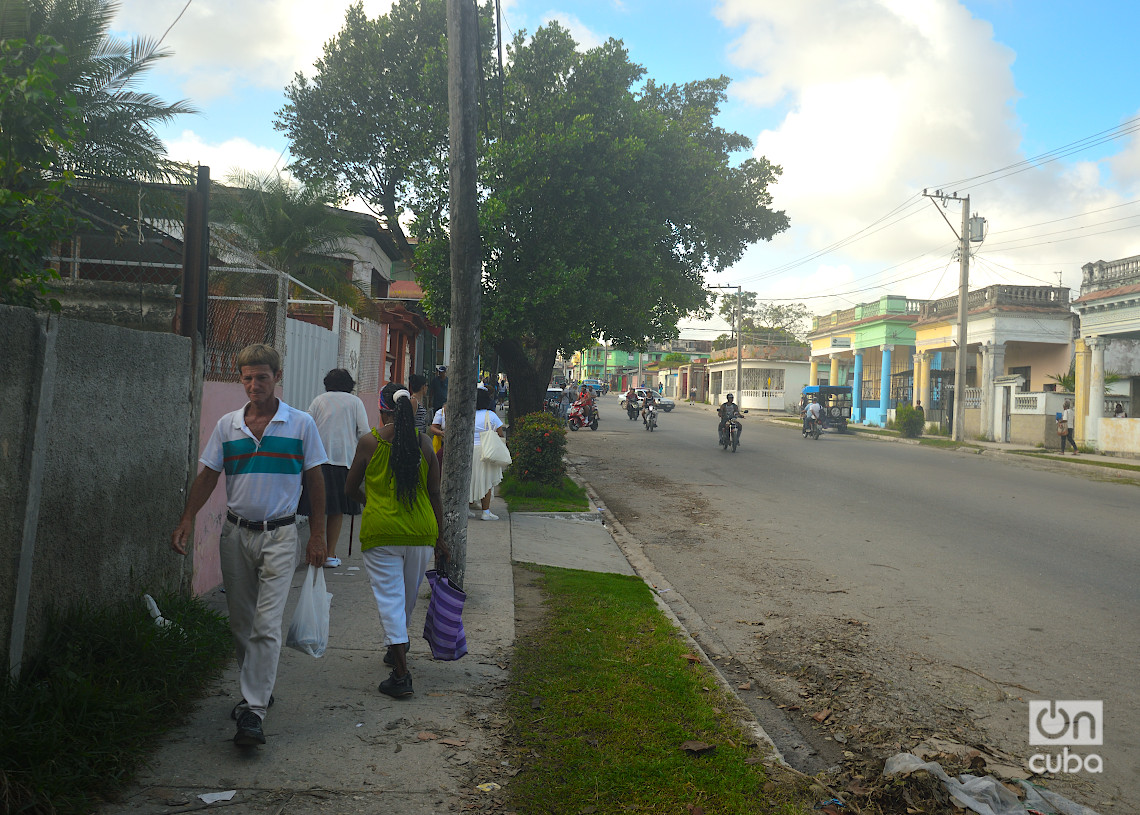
[802,414,822,440]
[626,397,640,421]
[643,402,658,432]
[718,409,747,452]
[567,400,600,431]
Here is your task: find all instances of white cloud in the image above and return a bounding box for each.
[114,0,396,100]
[541,11,604,49]
[165,130,287,179]
[712,0,1140,309]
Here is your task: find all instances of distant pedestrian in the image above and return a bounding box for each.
[409,373,431,434]
[430,404,446,468]
[170,343,328,747]
[1114,402,1126,419]
[345,382,444,699]
[915,400,925,422]
[428,365,448,410]
[471,385,506,520]
[689,387,697,403]
[301,368,370,568]
[559,383,571,420]
[1059,400,1078,455]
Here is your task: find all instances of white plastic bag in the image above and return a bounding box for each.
[286,566,331,657]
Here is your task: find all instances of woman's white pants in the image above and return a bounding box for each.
[362,545,434,646]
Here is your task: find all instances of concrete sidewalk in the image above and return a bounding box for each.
[101,497,632,815]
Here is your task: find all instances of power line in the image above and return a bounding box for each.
[738,116,1140,286]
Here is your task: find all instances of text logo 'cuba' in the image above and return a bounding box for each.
[1029,701,1103,746]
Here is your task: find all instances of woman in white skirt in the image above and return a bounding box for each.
[471,385,505,520]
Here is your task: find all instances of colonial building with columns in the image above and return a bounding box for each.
[808,296,923,426]
[911,285,1073,442]
[1072,254,1140,455]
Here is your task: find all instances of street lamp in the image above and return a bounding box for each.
[709,285,743,403]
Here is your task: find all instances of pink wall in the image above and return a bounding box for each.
[190,381,250,595]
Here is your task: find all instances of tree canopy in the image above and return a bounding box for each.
[415,24,789,416]
[715,291,810,349]
[0,34,82,307]
[276,0,494,260]
[2,0,196,182]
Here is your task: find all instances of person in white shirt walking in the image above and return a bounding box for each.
[302,368,371,567]
[1059,400,1078,455]
[171,344,328,747]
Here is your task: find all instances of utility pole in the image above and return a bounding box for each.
[441,0,481,588]
[601,337,609,389]
[923,190,974,442]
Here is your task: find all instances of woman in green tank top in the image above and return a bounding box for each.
[346,382,446,698]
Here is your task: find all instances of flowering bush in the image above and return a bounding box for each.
[507,412,567,485]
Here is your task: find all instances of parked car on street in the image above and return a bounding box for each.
[619,388,675,411]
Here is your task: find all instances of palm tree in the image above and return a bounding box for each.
[213,170,371,311]
[1047,362,1123,392]
[1,0,196,182]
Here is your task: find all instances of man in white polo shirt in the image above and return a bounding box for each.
[171,343,328,747]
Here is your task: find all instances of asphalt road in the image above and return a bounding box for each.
[569,399,1139,811]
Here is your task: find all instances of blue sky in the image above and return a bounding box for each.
[113,0,1140,334]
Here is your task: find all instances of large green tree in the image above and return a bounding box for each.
[715,291,810,348]
[2,0,195,181]
[276,0,494,259]
[416,24,789,418]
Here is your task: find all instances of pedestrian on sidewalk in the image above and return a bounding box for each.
[472,384,506,520]
[345,382,445,699]
[409,373,431,434]
[301,368,370,568]
[428,365,448,411]
[1059,400,1078,454]
[430,403,446,468]
[170,343,328,747]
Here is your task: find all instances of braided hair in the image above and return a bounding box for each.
[379,382,422,509]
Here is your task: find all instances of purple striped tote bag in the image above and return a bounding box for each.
[423,569,468,660]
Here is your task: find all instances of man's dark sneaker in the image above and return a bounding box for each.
[382,642,409,667]
[233,711,265,746]
[230,694,274,720]
[379,670,414,698]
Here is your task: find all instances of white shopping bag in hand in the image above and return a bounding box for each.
[286,566,332,657]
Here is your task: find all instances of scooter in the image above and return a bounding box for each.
[567,400,600,431]
[627,398,640,420]
[802,415,822,440]
[643,402,658,432]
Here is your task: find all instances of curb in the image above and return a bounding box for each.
[567,468,788,766]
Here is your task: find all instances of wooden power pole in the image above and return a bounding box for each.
[440,0,483,589]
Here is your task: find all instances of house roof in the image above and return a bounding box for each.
[1073,283,1140,306]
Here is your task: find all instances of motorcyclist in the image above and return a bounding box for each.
[641,390,658,425]
[802,396,822,433]
[717,393,743,443]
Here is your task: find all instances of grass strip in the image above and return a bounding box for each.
[0,593,232,814]
[1010,450,1140,471]
[500,474,590,512]
[503,566,810,815]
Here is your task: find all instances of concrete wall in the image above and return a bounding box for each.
[1010,414,1062,450]
[1,306,193,669]
[1005,343,1071,392]
[1098,417,1140,456]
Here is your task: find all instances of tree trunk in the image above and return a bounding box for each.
[496,337,556,426]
